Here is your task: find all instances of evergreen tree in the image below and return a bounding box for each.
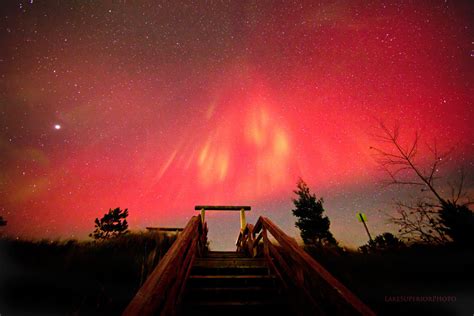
[292,179,337,246]
[90,207,129,240]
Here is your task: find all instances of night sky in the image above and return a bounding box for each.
[1,1,473,249]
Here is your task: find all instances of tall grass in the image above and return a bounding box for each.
[0,231,176,315]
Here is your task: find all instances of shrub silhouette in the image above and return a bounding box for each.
[359,232,405,253]
[90,207,129,240]
[439,201,474,247]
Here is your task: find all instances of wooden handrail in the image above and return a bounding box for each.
[123,215,207,316]
[237,216,376,316]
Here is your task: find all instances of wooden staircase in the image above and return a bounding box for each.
[123,206,376,316]
[179,251,290,315]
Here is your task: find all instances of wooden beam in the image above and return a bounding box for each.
[194,205,251,211]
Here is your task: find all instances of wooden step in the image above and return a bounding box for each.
[189,286,276,293]
[188,274,276,287]
[206,251,248,258]
[192,266,268,276]
[190,275,275,279]
[179,299,291,316]
[187,299,281,307]
[192,258,268,276]
[193,258,267,269]
[186,286,279,301]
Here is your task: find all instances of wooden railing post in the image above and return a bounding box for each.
[200,208,205,224]
[240,208,246,231]
[247,224,255,257]
[262,227,269,259]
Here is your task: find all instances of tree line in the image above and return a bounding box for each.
[292,121,474,253]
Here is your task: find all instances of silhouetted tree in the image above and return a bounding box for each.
[439,201,474,247]
[292,179,337,246]
[371,121,473,245]
[90,207,129,240]
[391,200,448,244]
[359,232,405,254]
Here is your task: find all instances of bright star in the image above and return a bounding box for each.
[54,124,61,130]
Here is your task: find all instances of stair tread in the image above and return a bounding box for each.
[206,253,248,258]
[186,299,282,306]
[196,257,265,260]
[207,252,246,254]
[189,286,276,292]
[196,258,264,262]
[190,274,274,279]
[193,262,267,268]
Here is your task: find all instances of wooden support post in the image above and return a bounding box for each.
[240,208,246,231]
[262,227,269,257]
[200,208,205,224]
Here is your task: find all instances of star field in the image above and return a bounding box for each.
[0,1,473,249]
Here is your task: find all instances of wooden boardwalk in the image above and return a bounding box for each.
[123,206,376,316]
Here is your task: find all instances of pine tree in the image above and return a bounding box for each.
[90,207,129,240]
[292,179,337,246]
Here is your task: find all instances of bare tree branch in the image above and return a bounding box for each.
[370,121,447,204]
[370,120,472,244]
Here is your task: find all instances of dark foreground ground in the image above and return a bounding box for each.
[1,236,473,315]
[308,244,474,316]
[0,233,175,316]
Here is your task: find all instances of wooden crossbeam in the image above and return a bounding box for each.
[194,205,251,211]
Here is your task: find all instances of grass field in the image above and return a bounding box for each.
[0,232,176,315]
